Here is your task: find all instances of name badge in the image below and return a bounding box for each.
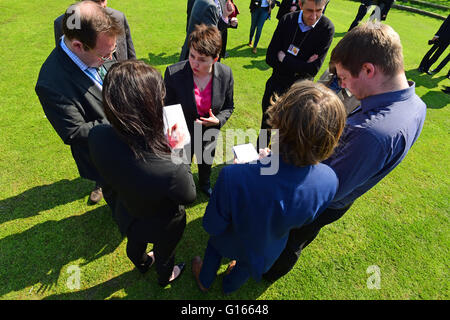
[287,44,300,56]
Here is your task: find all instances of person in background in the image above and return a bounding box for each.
[257,0,334,150]
[220,0,240,59]
[348,0,394,31]
[88,61,196,287]
[248,0,280,54]
[165,25,235,198]
[418,15,449,75]
[276,0,299,20]
[54,0,136,61]
[263,23,427,282]
[36,1,122,204]
[191,80,346,294]
[180,0,238,61]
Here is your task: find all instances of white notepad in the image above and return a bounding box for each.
[163,104,191,146]
[232,143,259,163]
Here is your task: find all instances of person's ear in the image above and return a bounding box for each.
[362,63,375,79]
[71,39,85,53]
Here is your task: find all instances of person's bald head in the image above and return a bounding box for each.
[62,1,121,50]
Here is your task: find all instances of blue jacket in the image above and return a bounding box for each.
[203,156,338,280]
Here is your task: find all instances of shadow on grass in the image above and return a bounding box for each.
[405,69,450,109]
[0,177,93,225]
[42,216,272,300]
[0,205,122,298]
[140,52,180,67]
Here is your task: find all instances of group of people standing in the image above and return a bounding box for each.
[35,0,427,294]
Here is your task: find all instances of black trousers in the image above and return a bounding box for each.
[185,125,218,188]
[257,76,291,151]
[419,42,449,72]
[126,212,186,284]
[432,52,449,73]
[263,203,353,282]
[348,3,371,31]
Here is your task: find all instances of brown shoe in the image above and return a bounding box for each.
[225,260,236,275]
[252,47,257,54]
[247,41,252,47]
[191,256,208,292]
[89,186,103,204]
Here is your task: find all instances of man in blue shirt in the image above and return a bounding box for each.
[263,22,427,282]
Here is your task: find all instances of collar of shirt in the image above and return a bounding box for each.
[359,81,416,114]
[60,36,90,72]
[60,36,103,88]
[298,10,322,32]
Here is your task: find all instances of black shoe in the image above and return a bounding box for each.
[136,251,155,274]
[200,185,212,198]
[158,262,186,287]
[442,86,450,94]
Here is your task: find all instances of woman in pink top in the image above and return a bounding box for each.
[164,24,235,197]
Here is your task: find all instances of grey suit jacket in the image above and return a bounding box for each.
[180,0,230,61]
[54,7,136,61]
[35,43,115,181]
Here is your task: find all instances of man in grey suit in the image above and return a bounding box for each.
[54,0,136,61]
[180,0,237,61]
[36,1,123,203]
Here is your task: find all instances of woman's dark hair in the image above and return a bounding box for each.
[267,80,346,166]
[102,60,171,159]
[188,24,222,58]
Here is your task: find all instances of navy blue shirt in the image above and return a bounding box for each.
[323,81,426,209]
[203,157,338,280]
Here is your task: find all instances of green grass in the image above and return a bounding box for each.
[397,0,450,17]
[0,0,449,300]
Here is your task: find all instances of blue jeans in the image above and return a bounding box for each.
[249,7,270,48]
[199,240,250,294]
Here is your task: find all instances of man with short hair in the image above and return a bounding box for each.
[54,0,136,61]
[263,23,427,282]
[258,0,334,149]
[36,1,123,204]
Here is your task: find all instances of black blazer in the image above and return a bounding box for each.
[54,7,136,61]
[266,11,334,86]
[164,60,234,143]
[35,43,114,181]
[88,125,196,235]
[276,0,299,20]
[436,15,450,45]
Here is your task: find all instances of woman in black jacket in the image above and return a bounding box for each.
[164,24,234,198]
[88,61,196,287]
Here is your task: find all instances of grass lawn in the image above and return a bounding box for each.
[0,0,448,300]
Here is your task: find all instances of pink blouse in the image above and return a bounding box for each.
[194,78,213,117]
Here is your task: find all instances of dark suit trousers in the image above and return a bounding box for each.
[434,53,449,73]
[419,42,449,72]
[348,3,370,31]
[257,76,291,150]
[126,212,186,283]
[185,125,218,188]
[262,203,353,282]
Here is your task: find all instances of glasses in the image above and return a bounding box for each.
[83,43,117,62]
